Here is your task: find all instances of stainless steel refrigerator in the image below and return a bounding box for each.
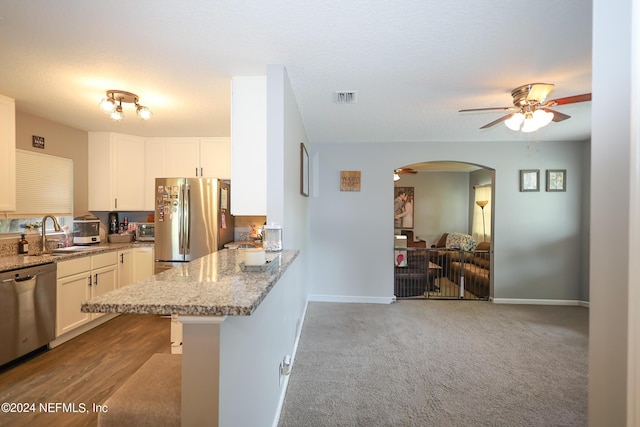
[154,178,234,274]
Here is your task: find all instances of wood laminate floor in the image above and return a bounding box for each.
[0,314,171,427]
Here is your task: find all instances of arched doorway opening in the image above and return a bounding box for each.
[393,161,494,300]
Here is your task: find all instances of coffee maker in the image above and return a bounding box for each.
[108,212,119,234]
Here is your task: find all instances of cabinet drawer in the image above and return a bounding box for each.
[57,256,91,278]
[92,251,118,269]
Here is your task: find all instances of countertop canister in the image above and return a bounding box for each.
[262,223,282,252]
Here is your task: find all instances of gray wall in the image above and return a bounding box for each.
[309,140,589,302]
[394,171,470,245]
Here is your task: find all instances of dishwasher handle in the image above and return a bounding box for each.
[2,274,36,283]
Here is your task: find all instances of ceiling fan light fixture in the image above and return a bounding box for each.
[533,109,554,128]
[505,112,524,131]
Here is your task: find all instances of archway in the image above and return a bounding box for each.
[393,161,494,300]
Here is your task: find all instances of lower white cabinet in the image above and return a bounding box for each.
[117,248,133,288]
[56,251,118,337]
[132,247,155,282]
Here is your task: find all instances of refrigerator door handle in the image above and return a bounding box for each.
[184,184,191,254]
[178,184,185,254]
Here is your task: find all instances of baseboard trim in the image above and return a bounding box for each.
[492,298,590,307]
[308,295,395,304]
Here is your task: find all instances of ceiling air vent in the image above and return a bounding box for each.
[335,91,357,104]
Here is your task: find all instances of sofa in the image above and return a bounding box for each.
[430,233,490,298]
[448,241,490,298]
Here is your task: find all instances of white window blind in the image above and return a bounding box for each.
[12,149,73,217]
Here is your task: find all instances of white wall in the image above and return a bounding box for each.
[589,0,634,424]
[394,171,470,245]
[309,140,589,302]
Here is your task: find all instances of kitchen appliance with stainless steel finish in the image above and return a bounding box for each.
[154,178,234,274]
[0,262,56,366]
[136,222,155,241]
[73,214,101,245]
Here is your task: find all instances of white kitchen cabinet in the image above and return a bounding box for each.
[231,76,267,215]
[56,257,92,337]
[90,252,118,319]
[200,137,230,179]
[88,132,146,211]
[132,247,155,282]
[163,137,230,178]
[0,94,16,212]
[144,138,166,211]
[117,248,133,288]
[56,251,118,337]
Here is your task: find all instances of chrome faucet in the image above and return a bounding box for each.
[41,215,61,252]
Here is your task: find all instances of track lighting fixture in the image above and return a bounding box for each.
[98,90,152,122]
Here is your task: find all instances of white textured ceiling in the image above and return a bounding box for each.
[0,1,592,143]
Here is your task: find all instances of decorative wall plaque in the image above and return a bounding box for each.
[340,171,361,192]
[32,135,45,149]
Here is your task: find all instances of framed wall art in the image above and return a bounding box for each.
[394,186,414,228]
[300,142,309,197]
[520,169,540,192]
[546,169,566,192]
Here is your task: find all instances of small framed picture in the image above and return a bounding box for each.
[520,169,540,192]
[300,142,309,197]
[546,169,566,192]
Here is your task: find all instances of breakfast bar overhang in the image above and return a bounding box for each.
[82,249,300,427]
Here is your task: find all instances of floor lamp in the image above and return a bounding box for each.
[476,200,488,241]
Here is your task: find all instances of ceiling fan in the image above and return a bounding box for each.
[459,83,591,132]
[395,168,417,175]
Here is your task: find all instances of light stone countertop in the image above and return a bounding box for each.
[0,242,155,273]
[81,249,299,317]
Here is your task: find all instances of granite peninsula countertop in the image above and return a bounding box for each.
[81,249,299,317]
[0,242,155,273]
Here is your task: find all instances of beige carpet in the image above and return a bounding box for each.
[278,300,588,427]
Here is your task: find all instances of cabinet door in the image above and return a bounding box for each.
[113,135,145,210]
[117,249,133,288]
[56,272,91,337]
[91,264,117,320]
[165,138,200,178]
[88,132,114,210]
[144,139,166,211]
[231,76,267,215]
[0,94,15,211]
[200,137,230,179]
[132,247,155,282]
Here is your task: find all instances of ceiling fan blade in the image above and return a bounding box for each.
[545,93,592,106]
[526,83,555,102]
[479,114,513,129]
[459,106,516,113]
[542,108,571,122]
[396,168,417,174]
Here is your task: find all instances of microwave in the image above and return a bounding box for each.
[136,222,155,241]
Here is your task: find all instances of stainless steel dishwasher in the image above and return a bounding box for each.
[0,262,56,366]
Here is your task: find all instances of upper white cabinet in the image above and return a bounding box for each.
[200,137,230,179]
[143,137,230,210]
[162,137,230,178]
[88,132,146,211]
[231,76,267,215]
[0,94,16,212]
